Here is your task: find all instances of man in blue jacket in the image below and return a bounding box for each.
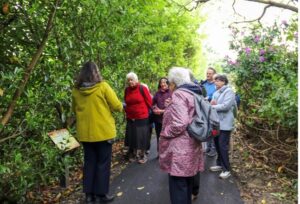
[201,67,217,157]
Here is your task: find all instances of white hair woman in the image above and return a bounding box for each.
[124,72,152,164]
[159,67,204,204]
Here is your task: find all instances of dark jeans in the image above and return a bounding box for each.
[169,175,193,204]
[154,122,162,151]
[82,141,112,195]
[214,130,231,171]
[192,172,200,196]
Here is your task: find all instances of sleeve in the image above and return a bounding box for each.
[212,89,235,112]
[163,91,190,138]
[71,89,76,113]
[142,85,152,108]
[152,92,158,107]
[104,82,123,112]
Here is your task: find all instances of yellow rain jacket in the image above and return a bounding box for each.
[72,81,123,142]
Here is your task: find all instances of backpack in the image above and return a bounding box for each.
[180,88,220,142]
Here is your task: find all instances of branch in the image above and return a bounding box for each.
[229,4,271,26]
[0,0,61,127]
[245,0,298,12]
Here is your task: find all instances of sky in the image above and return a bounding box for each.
[198,0,296,66]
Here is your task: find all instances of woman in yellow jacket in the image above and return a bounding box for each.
[72,61,123,204]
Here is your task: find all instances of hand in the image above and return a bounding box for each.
[210,100,217,105]
[164,98,172,107]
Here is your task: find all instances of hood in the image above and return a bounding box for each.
[178,83,203,95]
[77,82,101,96]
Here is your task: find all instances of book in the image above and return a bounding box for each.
[48,129,80,152]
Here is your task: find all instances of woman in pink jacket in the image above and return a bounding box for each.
[159,67,204,204]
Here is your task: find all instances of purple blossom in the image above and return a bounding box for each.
[228,60,237,65]
[259,56,265,62]
[294,32,298,39]
[281,20,288,26]
[254,35,260,43]
[259,49,266,55]
[245,47,251,55]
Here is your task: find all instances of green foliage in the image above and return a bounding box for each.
[0,0,204,201]
[223,17,298,130]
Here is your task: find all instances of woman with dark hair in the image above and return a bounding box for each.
[209,74,236,179]
[72,61,123,204]
[152,77,172,155]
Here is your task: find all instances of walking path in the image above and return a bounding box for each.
[110,138,243,204]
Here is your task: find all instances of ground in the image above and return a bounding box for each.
[29,129,297,204]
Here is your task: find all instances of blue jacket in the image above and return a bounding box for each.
[212,85,235,131]
[201,80,216,102]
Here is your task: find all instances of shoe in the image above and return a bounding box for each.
[138,155,148,164]
[146,150,150,154]
[85,194,94,204]
[206,150,217,157]
[95,194,114,203]
[219,171,231,179]
[192,194,198,201]
[209,165,222,172]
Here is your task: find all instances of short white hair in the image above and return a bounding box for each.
[126,72,138,82]
[168,67,192,87]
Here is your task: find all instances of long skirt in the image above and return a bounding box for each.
[125,118,150,150]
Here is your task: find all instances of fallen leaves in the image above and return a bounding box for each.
[116,192,123,197]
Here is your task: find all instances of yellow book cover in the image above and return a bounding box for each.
[48,129,80,152]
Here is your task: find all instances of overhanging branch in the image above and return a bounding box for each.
[245,0,298,12]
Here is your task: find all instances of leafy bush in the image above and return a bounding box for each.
[224,17,298,131]
[0,0,204,201]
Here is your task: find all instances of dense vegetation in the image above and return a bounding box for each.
[0,0,204,201]
[223,17,298,201]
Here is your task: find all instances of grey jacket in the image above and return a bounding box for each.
[212,85,235,131]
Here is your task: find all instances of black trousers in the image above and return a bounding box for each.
[168,175,193,204]
[82,141,112,195]
[192,172,200,196]
[154,122,162,151]
[214,130,231,171]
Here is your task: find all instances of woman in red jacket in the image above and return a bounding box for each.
[124,72,152,164]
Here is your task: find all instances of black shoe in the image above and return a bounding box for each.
[95,194,114,203]
[85,194,94,204]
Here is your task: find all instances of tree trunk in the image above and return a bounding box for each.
[0,0,60,127]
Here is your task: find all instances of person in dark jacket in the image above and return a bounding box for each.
[152,77,172,155]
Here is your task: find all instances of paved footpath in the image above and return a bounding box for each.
[110,138,243,204]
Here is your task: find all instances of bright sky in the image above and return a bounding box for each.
[198,0,295,65]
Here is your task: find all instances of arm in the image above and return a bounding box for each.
[142,85,152,108]
[212,89,235,112]
[104,82,123,112]
[164,91,190,137]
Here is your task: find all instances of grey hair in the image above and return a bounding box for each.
[214,74,229,85]
[168,67,192,87]
[126,72,138,82]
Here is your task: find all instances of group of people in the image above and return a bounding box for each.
[72,61,236,204]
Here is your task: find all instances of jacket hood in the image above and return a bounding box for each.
[77,82,101,96]
[178,83,203,95]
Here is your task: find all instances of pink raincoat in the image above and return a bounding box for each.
[159,89,204,177]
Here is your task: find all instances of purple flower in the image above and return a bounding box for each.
[259,56,265,62]
[254,35,260,43]
[259,49,266,55]
[228,60,237,65]
[294,32,298,39]
[281,20,288,26]
[245,47,251,55]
